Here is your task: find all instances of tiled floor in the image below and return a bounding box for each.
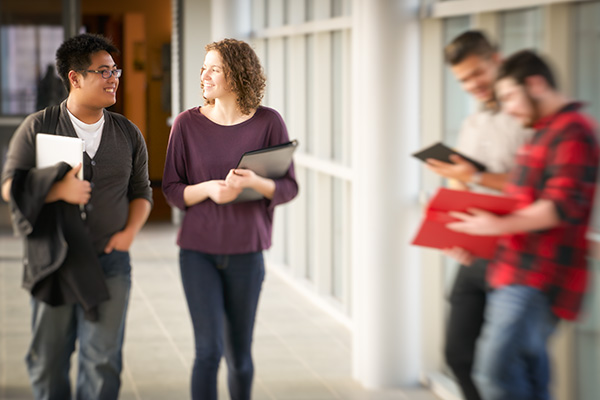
[0,222,438,400]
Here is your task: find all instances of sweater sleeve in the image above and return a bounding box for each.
[265,110,299,210]
[1,112,42,184]
[162,113,189,210]
[128,123,154,206]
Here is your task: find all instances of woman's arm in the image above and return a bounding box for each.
[184,180,242,206]
[224,169,275,199]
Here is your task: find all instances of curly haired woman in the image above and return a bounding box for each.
[162,38,298,400]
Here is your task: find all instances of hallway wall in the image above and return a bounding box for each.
[83,0,172,220]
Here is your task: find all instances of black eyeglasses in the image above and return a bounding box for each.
[80,69,122,79]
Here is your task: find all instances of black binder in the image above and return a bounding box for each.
[412,141,487,172]
[232,140,299,202]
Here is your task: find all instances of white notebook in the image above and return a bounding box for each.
[36,133,84,180]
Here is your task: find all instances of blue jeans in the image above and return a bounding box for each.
[179,249,265,400]
[26,250,132,400]
[473,285,558,400]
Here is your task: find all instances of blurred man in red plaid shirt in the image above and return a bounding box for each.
[447,50,599,400]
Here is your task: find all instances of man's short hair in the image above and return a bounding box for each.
[497,50,557,89]
[55,33,119,92]
[444,30,497,65]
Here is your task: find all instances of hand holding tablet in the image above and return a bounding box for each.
[412,142,486,172]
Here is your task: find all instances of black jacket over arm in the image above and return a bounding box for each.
[10,162,109,321]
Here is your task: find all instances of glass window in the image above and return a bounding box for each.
[0,0,65,115]
[576,1,600,234]
[500,7,542,55]
[574,2,600,122]
[266,0,285,28]
[332,0,351,17]
[306,0,331,21]
[306,0,315,21]
[281,206,290,266]
[252,0,267,30]
[332,0,343,17]
[443,16,471,148]
[306,169,315,281]
[257,0,353,315]
[305,33,314,154]
[286,0,306,24]
[331,178,348,300]
[441,15,471,377]
[574,3,600,400]
[576,256,600,400]
[331,30,344,163]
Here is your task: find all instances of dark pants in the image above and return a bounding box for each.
[445,259,488,400]
[179,249,265,400]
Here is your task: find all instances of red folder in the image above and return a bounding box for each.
[411,188,519,259]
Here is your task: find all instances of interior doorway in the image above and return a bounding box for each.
[81,0,172,221]
[0,0,173,226]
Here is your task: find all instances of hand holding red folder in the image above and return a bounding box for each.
[411,188,519,259]
[447,208,506,236]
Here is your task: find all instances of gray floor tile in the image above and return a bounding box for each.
[0,222,437,400]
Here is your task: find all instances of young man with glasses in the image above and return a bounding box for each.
[425,31,532,400]
[1,33,152,400]
[448,50,599,400]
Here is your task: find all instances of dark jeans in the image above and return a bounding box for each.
[445,259,488,400]
[179,249,265,400]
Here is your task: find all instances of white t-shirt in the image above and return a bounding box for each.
[456,109,532,194]
[66,108,104,159]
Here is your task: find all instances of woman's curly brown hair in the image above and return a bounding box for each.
[203,39,266,115]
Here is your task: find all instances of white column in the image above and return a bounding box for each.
[352,0,422,389]
[172,0,213,225]
[181,0,212,111]
[211,0,252,41]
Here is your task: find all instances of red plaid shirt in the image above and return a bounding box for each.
[488,103,599,320]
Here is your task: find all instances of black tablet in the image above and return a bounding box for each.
[232,140,299,202]
[412,142,487,172]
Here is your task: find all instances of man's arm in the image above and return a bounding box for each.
[104,198,152,253]
[1,179,10,202]
[447,199,561,236]
[469,172,509,192]
[2,164,91,205]
[426,154,508,192]
[442,199,560,266]
[448,179,469,191]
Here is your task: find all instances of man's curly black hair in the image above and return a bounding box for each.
[55,33,119,92]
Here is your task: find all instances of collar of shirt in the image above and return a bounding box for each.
[533,102,584,130]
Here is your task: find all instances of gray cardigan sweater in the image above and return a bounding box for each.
[2,101,153,254]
